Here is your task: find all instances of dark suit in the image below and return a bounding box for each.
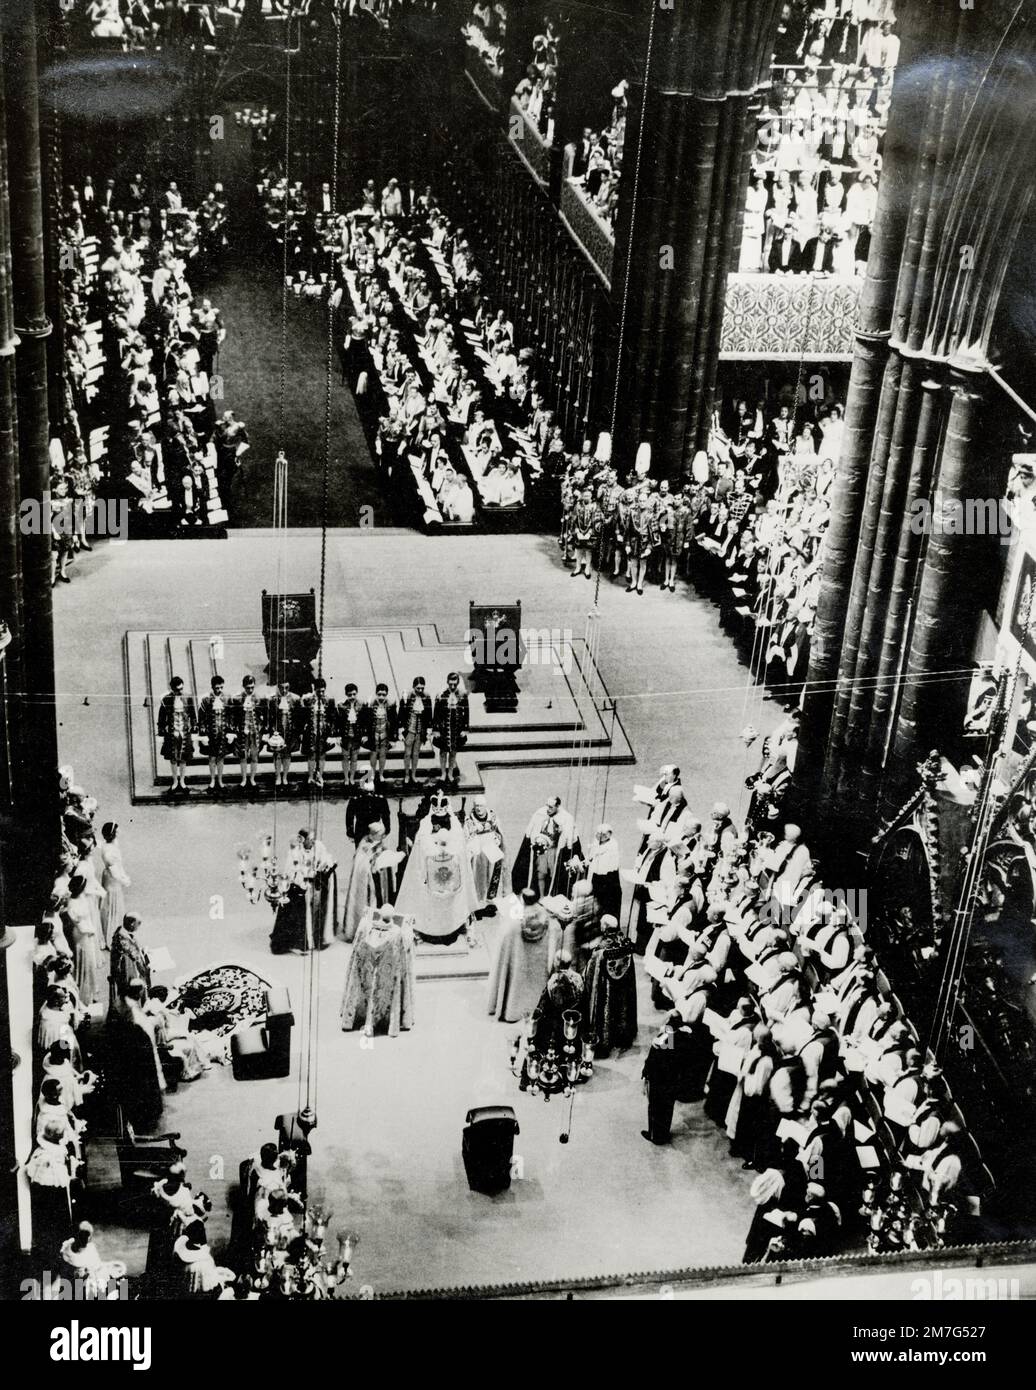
[768,233,801,274]
[801,236,837,274]
[642,1023,711,1142]
[346,790,391,844]
[572,137,592,178]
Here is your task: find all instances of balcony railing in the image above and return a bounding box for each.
[508,96,551,187]
[464,49,506,113]
[719,272,862,360]
[560,150,615,286]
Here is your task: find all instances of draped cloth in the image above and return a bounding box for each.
[106,1012,165,1131]
[466,808,510,907]
[310,866,338,949]
[487,904,562,1023]
[340,911,416,1037]
[395,816,479,940]
[512,806,582,896]
[271,848,338,952]
[339,836,396,944]
[270,885,307,955]
[583,936,638,1052]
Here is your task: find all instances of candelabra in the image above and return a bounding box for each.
[509,1007,595,1100]
[250,1216,359,1301]
[860,1172,929,1255]
[236,834,295,909]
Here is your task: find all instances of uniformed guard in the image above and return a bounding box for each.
[337,683,365,787]
[301,677,336,786]
[198,674,233,795]
[157,675,198,797]
[232,674,265,791]
[264,680,301,788]
[570,488,595,579]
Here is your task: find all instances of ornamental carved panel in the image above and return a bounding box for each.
[508,97,551,187]
[560,178,614,286]
[719,273,862,360]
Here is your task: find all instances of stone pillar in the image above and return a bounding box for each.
[888,372,988,796]
[0,945,21,1292]
[2,0,61,914]
[501,0,536,115]
[794,0,943,810]
[796,0,1036,853]
[0,49,23,687]
[610,0,783,477]
[36,0,64,441]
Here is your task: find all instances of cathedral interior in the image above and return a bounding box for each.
[3,0,1036,1309]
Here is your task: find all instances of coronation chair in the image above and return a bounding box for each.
[115,1119,186,1191]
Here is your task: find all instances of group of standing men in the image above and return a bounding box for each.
[156,671,471,794]
[561,471,703,595]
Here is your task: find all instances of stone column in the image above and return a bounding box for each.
[795,0,987,816]
[610,0,783,477]
[0,49,23,684]
[2,0,61,914]
[888,372,988,795]
[796,0,1036,852]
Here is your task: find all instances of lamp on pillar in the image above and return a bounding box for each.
[691,449,710,485]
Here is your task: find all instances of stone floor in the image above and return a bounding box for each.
[55,528,785,1292]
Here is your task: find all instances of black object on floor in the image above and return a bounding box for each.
[462,1105,520,1195]
[231,985,295,1080]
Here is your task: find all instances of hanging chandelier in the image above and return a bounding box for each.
[237,834,293,909]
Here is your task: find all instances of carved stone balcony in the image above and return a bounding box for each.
[719,273,863,360]
[507,96,551,188]
[463,49,505,113]
[560,168,615,287]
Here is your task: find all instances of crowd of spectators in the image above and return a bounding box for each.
[73,0,447,53]
[512,16,558,142]
[568,81,627,235]
[60,173,244,547]
[740,0,899,275]
[75,0,223,48]
[558,1,896,268]
[462,1,507,78]
[21,765,352,1298]
[21,768,239,1296]
[255,164,566,527]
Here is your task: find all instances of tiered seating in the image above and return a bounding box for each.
[339,208,539,527]
[59,181,235,538]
